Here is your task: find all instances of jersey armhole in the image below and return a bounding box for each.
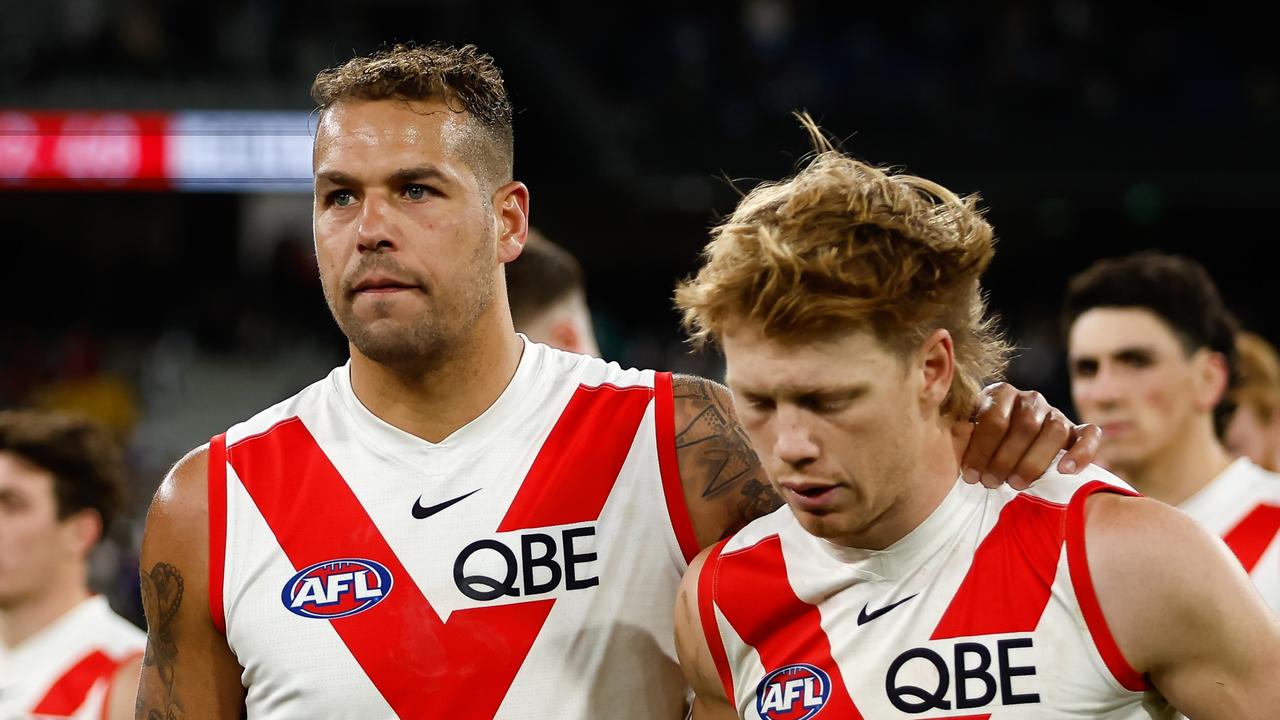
[98,650,144,720]
[698,538,737,707]
[1065,479,1147,692]
[655,371,701,564]
[208,433,228,636]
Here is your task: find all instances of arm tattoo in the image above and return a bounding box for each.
[738,478,784,523]
[673,376,782,525]
[140,562,185,720]
[674,376,756,499]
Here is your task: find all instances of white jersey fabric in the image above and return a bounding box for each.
[210,339,699,719]
[1178,457,1280,612]
[0,595,145,720]
[698,466,1177,719]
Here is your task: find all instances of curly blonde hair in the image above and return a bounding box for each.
[675,115,1009,419]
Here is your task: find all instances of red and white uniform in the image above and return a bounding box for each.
[210,339,699,719]
[1179,457,1280,612]
[0,596,144,720]
[698,467,1177,719]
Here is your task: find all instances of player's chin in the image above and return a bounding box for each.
[349,292,428,318]
[792,508,856,540]
[1095,441,1145,467]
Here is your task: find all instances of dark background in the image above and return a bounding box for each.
[2,0,1277,624]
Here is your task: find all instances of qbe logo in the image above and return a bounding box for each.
[755,663,831,720]
[281,558,393,619]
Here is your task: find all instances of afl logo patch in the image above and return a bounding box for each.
[756,663,831,720]
[281,558,393,619]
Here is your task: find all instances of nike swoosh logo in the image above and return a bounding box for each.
[412,488,481,519]
[857,593,918,625]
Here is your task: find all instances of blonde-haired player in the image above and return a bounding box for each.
[1226,331,1280,472]
[673,118,1280,719]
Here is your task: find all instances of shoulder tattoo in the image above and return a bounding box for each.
[673,375,782,524]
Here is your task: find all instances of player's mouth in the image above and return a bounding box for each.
[779,482,842,512]
[1098,421,1135,438]
[351,275,420,296]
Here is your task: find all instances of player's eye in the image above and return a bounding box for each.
[1070,360,1097,378]
[328,189,356,207]
[403,184,438,200]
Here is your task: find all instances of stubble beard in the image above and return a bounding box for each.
[325,250,497,376]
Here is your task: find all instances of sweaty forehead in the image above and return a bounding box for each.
[313,99,476,176]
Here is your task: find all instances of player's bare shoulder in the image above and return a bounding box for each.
[1082,490,1222,611]
[145,444,211,557]
[671,374,782,547]
[1082,489,1280,718]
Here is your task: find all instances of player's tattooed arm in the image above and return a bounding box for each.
[138,563,184,720]
[136,446,246,720]
[672,375,782,548]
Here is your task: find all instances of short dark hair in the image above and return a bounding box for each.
[311,42,514,189]
[0,410,125,537]
[1062,251,1240,430]
[506,228,587,328]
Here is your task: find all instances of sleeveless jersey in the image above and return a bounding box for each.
[210,339,700,719]
[1178,457,1280,612]
[0,596,145,720]
[698,467,1178,720]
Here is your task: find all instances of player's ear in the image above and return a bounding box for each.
[494,181,529,264]
[1191,349,1229,412]
[61,508,103,556]
[917,328,955,410]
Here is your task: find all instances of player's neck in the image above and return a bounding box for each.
[1265,425,1280,473]
[1121,417,1233,506]
[1267,445,1280,474]
[0,572,91,649]
[348,309,525,444]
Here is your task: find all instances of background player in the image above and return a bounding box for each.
[673,121,1280,719]
[0,410,143,720]
[505,227,601,356]
[1064,252,1280,611]
[1225,331,1280,472]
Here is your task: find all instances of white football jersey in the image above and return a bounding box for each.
[211,339,699,719]
[0,595,144,720]
[1179,457,1280,612]
[697,467,1177,719]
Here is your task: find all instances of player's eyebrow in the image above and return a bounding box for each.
[385,166,452,186]
[315,165,455,188]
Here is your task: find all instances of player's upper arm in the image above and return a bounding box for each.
[671,374,781,548]
[675,546,740,720]
[1086,493,1280,719]
[136,444,246,719]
